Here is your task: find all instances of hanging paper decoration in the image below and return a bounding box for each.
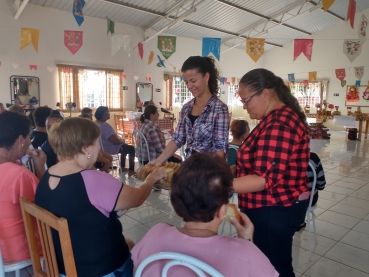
[293,39,314,61]
[355,67,364,84]
[163,74,170,81]
[356,80,361,86]
[202,38,221,61]
[12,63,19,69]
[138,42,144,60]
[308,72,317,82]
[303,80,309,87]
[157,36,176,60]
[341,80,346,87]
[246,38,265,62]
[359,15,368,43]
[343,40,362,62]
[226,81,231,86]
[111,34,131,57]
[146,73,152,82]
[133,76,139,81]
[156,55,166,68]
[322,0,335,11]
[288,74,295,84]
[30,65,37,70]
[20,28,40,53]
[64,31,83,55]
[362,86,369,101]
[346,0,356,29]
[220,77,226,85]
[335,68,346,81]
[121,74,126,80]
[106,17,115,36]
[148,51,154,65]
[73,0,85,26]
[47,67,55,72]
[231,77,236,85]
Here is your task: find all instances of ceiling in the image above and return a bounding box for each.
[28,0,369,53]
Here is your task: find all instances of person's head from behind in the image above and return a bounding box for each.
[0,112,32,159]
[48,118,101,169]
[140,105,159,123]
[230,120,249,142]
[79,113,93,120]
[94,106,110,121]
[81,107,93,120]
[8,104,24,114]
[46,114,64,134]
[33,106,53,128]
[238,68,307,127]
[171,153,233,223]
[0,103,5,114]
[181,56,220,97]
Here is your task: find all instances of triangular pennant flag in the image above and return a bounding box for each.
[308,72,317,82]
[322,0,335,11]
[246,38,265,62]
[0,61,2,66]
[359,15,368,43]
[73,0,85,26]
[106,17,115,36]
[158,36,176,60]
[335,68,346,81]
[64,31,83,55]
[163,74,170,82]
[226,81,231,86]
[111,34,131,57]
[30,65,37,70]
[293,39,314,61]
[138,42,144,60]
[303,80,309,87]
[133,76,139,81]
[355,66,364,80]
[148,51,154,65]
[20,28,40,53]
[288,73,295,84]
[341,80,346,87]
[202,38,221,61]
[231,77,236,85]
[12,63,19,69]
[156,55,166,68]
[346,0,356,29]
[146,73,152,82]
[356,80,361,86]
[121,74,126,80]
[47,67,54,72]
[343,40,362,62]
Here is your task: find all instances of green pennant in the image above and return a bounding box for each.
[107,17,115,36]
[158,36,176,60]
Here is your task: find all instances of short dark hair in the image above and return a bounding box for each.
[50,110,64,118]
[0,112,31,150]
[33,106,52,127]
[81,107,93,114]
[79,113,92,119]
[181,56,220,96]
[94,106,108,120]
[140,105,157,123]
[171,153,233,222]
[47,114,64,121]
[230,119,249,139]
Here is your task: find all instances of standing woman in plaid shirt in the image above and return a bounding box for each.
[233,69,310,277]
[150,56,229,164]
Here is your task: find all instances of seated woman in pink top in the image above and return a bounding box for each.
[131,153,278,277]
[0,111,46,262]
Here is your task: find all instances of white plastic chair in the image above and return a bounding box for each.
[307,161,318,261]
[0,248,32,277]
[132,130,150,167]
[99,136,122,174]
[134,252,225,277]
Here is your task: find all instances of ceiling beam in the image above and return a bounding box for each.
[308,1,344,20]
[100,0,165,17]
[14,0,29,19]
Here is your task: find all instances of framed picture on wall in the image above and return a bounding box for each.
[345,85,369,107]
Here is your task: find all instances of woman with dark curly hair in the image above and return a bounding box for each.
[150,56,229,164]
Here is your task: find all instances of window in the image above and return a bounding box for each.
[290,82,322,108]
[58,65,123,111]
[228,85,242,106]
[172,78,193,107]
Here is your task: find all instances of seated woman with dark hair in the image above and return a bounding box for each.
[80,107,93,119]
[31,106,53,148]
[137,105,181,165]
[227,119,250,166]
[131,153,278,277]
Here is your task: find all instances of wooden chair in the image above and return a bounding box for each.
[20,197,77,277]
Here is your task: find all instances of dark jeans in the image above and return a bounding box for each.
[141,156,182,165]
[119,144,135,171]
[242,199,309,277]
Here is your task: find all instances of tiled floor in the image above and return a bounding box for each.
[6,130,369,277]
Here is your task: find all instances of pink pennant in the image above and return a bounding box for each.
[303,80,309,87]
[30,65,37,70]
[226,81,231,86]
[293,39,314,61]
[138,42,144,60]
[346,0,356,29]
[121,74,126,80]
[335,68,346,81]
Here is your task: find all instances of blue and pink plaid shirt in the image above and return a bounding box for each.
[171,96,229,158]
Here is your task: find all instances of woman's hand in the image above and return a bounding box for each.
[145,168,167,184]
[230,212,254,242]
[29,149,46,167]
[148,158,164,166]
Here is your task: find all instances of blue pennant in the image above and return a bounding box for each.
[73,0,86,26]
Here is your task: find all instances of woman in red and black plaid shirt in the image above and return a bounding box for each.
[233,69,310,277]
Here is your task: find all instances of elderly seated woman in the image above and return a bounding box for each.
[35,118,166,277]
[131,153,278,277]
[0,111,46,262]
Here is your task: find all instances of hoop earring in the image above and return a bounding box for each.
[21,144,24,147]
[87,153,91,159]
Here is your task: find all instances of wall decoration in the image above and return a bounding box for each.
[246,38,265,62]
[322,0,335,11]
[47,67,54,72]
[346,0,356,29]
[359,15,368,43]
[343,40,362,62]
[293,39,313,61]
[156,55,166,68]
[146,73,152,82]
[12,63,19,69]
[111,34,131,57]
[158,36,176,60]
[355,66,364,80]
[163,74,170,81]
[138,42,144,60]
[30,65,37,70]
[362,86,369,101]
[73,0,85,26]
[148,51,154,65]
[133,76,139,81]
[335,68,346,81]
[345,86,369,106]
[288,73,295,83]
[106,17,114,35]
[121,74,126,80]
[20,28,39,53]
[202,38,221,61]
[308,71,317,82]
[341,80,347,87]
[220,77,226,85]
[64,31,83,55]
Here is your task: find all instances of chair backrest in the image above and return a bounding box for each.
[134,252,225,277]
[20,197,77,277]
[307,161,317,209]
[227,145,239,166]
[132,130,150,165]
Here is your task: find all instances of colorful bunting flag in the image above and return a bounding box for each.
[202,38,221,61]
[47,67,54,72]
[146,73,152,82]
[303,80,309,87]
[246,38,265,62]
[288,74,295,84]
[106,17,114,35]
[231,77,236,85]
[64,31,83,55]
[148,51,154,65]
[356,80,361,86]
[158,36,176,60]
[156,55,166,68]
[220,77,226,85]
[335,68,346,81]
[20,28,40,53]
[343,40,362,62]
[163,74,170,82]
[12,63,19,69]
[322,0,335,11]
[308,72,317,82]
[293,39,314,61]
[133,76,139,81]
[355,66,364,80]
[138,42,144,60]
[341,80,346,87]
[111,34,131,57]
[359,15,368,44]
[73,0,85,26]
[121,74,126,80]
[346,0,356,29]
[30,65,37,70]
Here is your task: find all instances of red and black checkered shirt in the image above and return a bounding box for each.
[236,106,310,208]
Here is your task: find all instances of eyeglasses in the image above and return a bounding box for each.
[239,91,259,105]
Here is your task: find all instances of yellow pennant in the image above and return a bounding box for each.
[231,77,236,85]
[148,51,154,65]
[308,71,317,82]
[246,38,265,62]
[322,0,335,11]
[20,28,40,53]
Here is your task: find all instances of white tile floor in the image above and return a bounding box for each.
[6,130,369,277]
